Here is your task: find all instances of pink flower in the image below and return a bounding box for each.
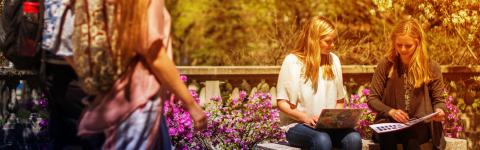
[232,98,239,105]
[169,128,177,135]
[239,91,247,100]
[38,98,48,108]
[362,89,370,96]
[350,94,360,101]
[39,119,48,128]
[211,96,222,101]
[180,75,188,83]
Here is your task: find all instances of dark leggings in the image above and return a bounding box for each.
[46,63,104,149]
[375,123,430,150]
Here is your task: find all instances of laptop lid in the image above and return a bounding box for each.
[315,108,365,129]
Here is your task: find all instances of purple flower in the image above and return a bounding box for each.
[455,126,463,132]
[350,94,360,101]
[260,94,267,100]
[232,98,239,105]
[180,75,188,83]
[362,89,370,96]
[358,103,368,109]
[38,98,48,108]
[234,138,241,143]
[39,119,48,128]
[169,128,177,135]
[239,91,247,100]
[211,96,222,101]
[265,101,272,108]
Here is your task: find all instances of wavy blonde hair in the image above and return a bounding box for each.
[291,16,336,92]
[387,19,431,88]
[110,0,149,69]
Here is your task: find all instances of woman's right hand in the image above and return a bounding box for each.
[188,105,208,131]
[301,115,318,127]
[388,109,409,123]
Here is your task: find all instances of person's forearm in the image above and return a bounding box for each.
[277,100,308,122]
[148,49,197,110]
[367,98,393,117]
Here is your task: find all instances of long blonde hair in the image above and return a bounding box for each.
[387,19,431,88]
[291,16,336,92]
[111,0,149,70]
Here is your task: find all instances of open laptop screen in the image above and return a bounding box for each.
[315,108,365,129]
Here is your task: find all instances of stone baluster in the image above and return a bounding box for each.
[202,80,221,106]
[270,86,277,107]
[232,87,240,100]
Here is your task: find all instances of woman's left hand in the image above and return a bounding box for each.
[431,108,445,122]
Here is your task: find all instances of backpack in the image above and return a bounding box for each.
[0,0,44,70]
[70,0,126,95]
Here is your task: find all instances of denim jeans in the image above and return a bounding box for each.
[113,99,172,150]
[286,124,362,150]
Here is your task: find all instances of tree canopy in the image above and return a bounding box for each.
[167,0,480,66]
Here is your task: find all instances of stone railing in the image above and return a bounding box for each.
[178,65,480,104]
[178,65,480,85]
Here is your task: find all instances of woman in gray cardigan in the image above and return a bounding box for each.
[367,19,447,150]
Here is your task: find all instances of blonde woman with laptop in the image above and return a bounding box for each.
[276,16,362,150]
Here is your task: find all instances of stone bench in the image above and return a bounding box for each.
[256,137,467,150]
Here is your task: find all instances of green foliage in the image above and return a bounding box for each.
[167,0,479,65]
[17,108,31,119]
[372,0,480,65]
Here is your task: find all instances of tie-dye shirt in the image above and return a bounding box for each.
[42,0,74,56]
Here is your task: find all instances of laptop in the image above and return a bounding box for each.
[315,108,365,129]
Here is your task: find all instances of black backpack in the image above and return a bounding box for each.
[0,0,43,70]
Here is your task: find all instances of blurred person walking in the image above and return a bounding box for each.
[59,0,207,149]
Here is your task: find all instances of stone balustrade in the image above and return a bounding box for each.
[177,65,480,107]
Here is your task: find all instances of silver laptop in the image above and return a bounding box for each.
[315,108,365,129]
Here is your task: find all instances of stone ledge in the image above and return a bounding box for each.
[256,137,467,150]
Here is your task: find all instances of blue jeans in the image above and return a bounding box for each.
[286,124,362,150]
[113,99,172,150]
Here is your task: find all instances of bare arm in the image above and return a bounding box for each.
[277,99,317,127]
[145,47,207,130]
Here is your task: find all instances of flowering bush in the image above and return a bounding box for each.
[163,89,207,149]
[346,89,376,139]
[442,90,464,138]
[203,91,285,149]
[0,84,49,149]
[164,76,284,149]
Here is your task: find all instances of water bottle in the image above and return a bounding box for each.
[23,0,40,23]
[15,80,24,101]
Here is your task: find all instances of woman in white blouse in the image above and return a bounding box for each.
[276,16,361,150]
